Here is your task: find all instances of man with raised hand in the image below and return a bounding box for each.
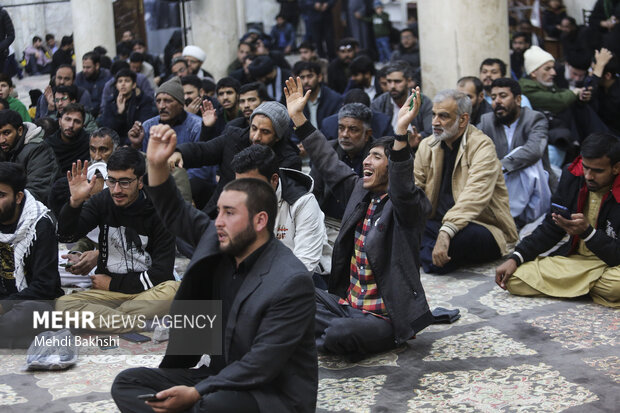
[285,76,433,358]
[111,122,317,412]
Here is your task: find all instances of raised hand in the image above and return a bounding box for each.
[185,96,202,115]
[395,87,422,135]
[117,93,127,114]
[593,48,614,77]
[201,99,217,127]
[128,121,145,149]
[68,160,96,208]
[147,124,178,167]
[284,76,311,126]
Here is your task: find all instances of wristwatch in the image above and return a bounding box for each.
[394,132,409,142]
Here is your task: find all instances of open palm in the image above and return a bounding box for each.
[67,160,96,204]
[284,76,311,119]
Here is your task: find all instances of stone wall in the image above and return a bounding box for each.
[3,0,73,59]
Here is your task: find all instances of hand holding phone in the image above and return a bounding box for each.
[137,393,161,402]
[551,203,572,220]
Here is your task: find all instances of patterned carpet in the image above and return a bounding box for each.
[1,261,618,413]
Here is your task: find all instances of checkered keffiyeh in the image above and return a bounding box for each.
[339,194,388,317]
[0,190,51,292]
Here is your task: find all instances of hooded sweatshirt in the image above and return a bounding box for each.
[57,190,176,294]
[275,168,331,272]
[2,122,59,202]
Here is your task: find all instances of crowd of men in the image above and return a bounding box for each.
[0,0,619,411]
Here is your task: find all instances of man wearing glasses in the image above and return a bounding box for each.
[50,85,98,133]
[55,147,178,332]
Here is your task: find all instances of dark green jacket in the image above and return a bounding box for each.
[519,77,577,114]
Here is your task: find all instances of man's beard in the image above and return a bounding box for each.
[433,118,461,141]
[0,196,18,223]
[220,222,257,257]
[62,128,80,141]
[494,105,518,125]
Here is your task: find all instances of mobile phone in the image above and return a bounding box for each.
[119,332,151,343]
[60,262,74,268]
[551,203,572,219]
[99,343,118,350]
[137,393,161,402]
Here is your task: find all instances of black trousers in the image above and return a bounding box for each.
[315,288,396,358]
[0,301,54,348]
[112,367,260,413]
[420,219,501,275]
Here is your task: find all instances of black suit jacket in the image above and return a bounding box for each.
[146,176,317,413]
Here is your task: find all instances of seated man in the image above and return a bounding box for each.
[478,78,553,227]
[23,36,52,75]
[130,76,216,207]
[416,89,518,274]
[49,127,119,279]
[457,76,492,126]
[111,125,317,412]
[479,58,533,109]
[293,60,342,130]
[199,77,242,141]
[227,81,271,130]
[231,144,330,273]
[168,101,302,217]
[370,61,432,145]
[75,51,113,117]
[285,77,434,356]
[45,102,90,178]
[0,73,31,122]
[0,109,58,202]
[587,48,620,135]
[519,46,606,167]
[49,85,98,133]
[347,55,382,101]
[0,163,63,347]
[35,65,93,119]
[319,88,393,141]
[55,147,178,332]
[496,132,620,308]
[314,103,376,245]
[99,69,157,145]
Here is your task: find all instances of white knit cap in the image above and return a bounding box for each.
[524,46,555,75]
[182,45,206,62]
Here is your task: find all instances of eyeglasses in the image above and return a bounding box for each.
[54,96,69,103]
[339,45,353,51]
[105,177,137,189]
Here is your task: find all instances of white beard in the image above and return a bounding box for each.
[433,118,461,141]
